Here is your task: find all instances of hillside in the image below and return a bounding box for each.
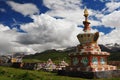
[0,66,119,80]
[23,49,70,63]
[0,66,84,80]
[23,45,120,62]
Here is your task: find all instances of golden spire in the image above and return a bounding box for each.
[83,7,91,32]
[84,7,89,22]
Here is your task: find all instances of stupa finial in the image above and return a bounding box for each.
[84,7,89,21]
[83,7,91,32]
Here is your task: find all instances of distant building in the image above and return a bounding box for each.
[45,59,56,71]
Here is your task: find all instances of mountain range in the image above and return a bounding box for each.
[23,43,120,61]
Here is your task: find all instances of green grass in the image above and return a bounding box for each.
[0,66,119,80]
[23,59,43,63]
[0,66,84,80]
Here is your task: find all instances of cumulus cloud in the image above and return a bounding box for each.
[102,1,120,12]
[11,46,35,54]
[106,2,120,12]
[14,0,120,53]
[0,24,9,31]
[102,11,120,28]
[43,0,83,25]
[0,0,119,54]
[0,24,35,55]
[7,1,39,16]
[99,28,120,44]
[18,14,82,52]
[44,0,102,27]
[43,0,81,10]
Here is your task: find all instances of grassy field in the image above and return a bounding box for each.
[22,50,120,80]
[0,66,120,80]
[0,66,84,80]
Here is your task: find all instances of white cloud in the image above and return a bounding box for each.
[43,0,81,10]
[46,9,84,25]
[99,0,120,2]
[19,14,82,52]
[7,1,39,16]
[11,46,35,54]
[103,2,120,12]
[0,24,36,55]
[43,0,83,26]
[44,0,102,27]
[0,24,9,31]
[102,11,120,28]
[99,28,120,44]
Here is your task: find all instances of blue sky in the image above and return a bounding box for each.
[0,0,120,54]
[0,0,116,33]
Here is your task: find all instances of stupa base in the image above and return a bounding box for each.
[58,69,120,79]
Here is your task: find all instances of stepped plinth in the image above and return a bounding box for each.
[58,8,120,79]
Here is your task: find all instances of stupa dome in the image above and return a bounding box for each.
[77,32,99,44]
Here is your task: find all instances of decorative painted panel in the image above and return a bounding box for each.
[92,57,98,65]
[73,57,79,66]
[100,57,105,65]
[81,57,88,65]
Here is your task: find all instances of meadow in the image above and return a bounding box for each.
[0,66,120,80]
[11,49,120,80]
